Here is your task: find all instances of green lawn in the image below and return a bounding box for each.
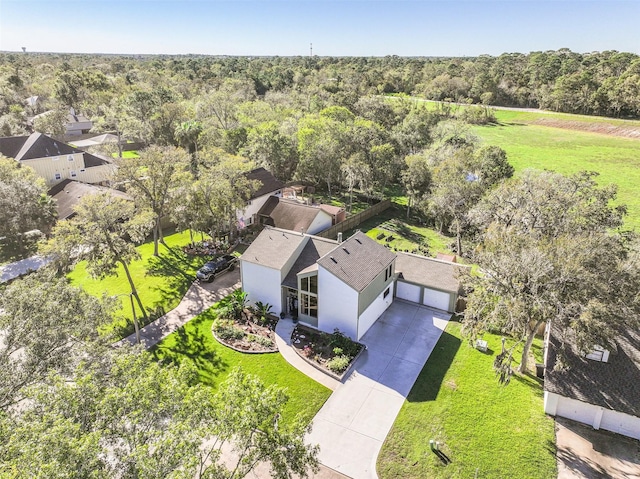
[68,231,209,338]
[472,110,640,230]
[112,150,140,158]
[378,321,556,479]
[151,306,332,425]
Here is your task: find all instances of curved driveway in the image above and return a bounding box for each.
[305,300,451,479]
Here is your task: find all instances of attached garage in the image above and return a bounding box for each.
[394,252,467,313]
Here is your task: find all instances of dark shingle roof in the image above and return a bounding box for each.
[317,231,396,292]
[257,196,330,233]
[240,227,307,270]
[282,237,339,289]
[245,167,284,199]
[395,252,466,293]
[0,133,109,167]
[49,180,131,220]
[545,325,640,418]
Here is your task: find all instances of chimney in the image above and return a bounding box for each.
[337,232,343,243]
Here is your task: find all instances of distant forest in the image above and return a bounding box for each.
[1,49,639,127]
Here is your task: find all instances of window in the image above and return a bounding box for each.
[79,168,86,173]
[385,269,388,281]
[585,346,610,362]
[54,173,61,180]
[384,287,390,299]
[70,170,77,177]
[300,275,317,294]
[300,293,318,318]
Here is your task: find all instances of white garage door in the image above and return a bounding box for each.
[396,281,421,303]
[422,288,451,311]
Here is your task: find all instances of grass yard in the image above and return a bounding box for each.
[151,307,332,425]
[112,150,140,158]
[68,230,209,338]
[473,110,640,230]
[378,321,556,479]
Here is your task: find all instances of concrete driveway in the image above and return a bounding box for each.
[306,300,451,479]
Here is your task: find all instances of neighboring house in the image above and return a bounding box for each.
[257,196,333,235]
[65,108,93,136]
[0,132,114,187]
[319,203,346,225]
[240,227,464,340]
[48,179,131,220]
[544,325,640,441]
[238,167,285,227]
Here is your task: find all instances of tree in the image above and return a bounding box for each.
[0,271,114,410]
[115,145,191,256]
[0,156,56,252]
[463,170,638,375]
[0,353,319,479]
[42,193,154,326]
[400,153,431,219]
[341,153,370,212]
[32,107,67,137]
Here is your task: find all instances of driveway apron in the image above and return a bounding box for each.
[306,300,450,479]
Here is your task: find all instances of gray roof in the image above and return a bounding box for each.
[395,252,466,293]
[282,237,339,289]
[317,231,396,292]
[258,196,330,233]
[245,167,284,199]
[240,227,306,270]
[544,325,640,418]
[49,180,131,220]
[0,132,109,167]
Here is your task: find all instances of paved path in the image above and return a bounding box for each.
[0,255,52,283]
[118,269,241,349]
[305,300,450,479]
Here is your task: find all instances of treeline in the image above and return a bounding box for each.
[1,48,638,127]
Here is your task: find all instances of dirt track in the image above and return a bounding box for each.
[532,118,640,139]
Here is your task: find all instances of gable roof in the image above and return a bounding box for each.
[49,180,131,220]
[395,252,466,293]
[282,236,339,289]
[245,167,284,199]
[544,325,640,418]
[258,196,331,233]
[317,231,396,292]
[240,226,307,270]
[0,132,109,167]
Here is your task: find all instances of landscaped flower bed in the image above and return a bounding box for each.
[291,325,364,378]
[211,292,278,353]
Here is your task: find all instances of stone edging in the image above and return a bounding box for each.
[291,338,367,381]
[211,327,278,354]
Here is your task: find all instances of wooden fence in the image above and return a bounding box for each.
[315,200,391,239]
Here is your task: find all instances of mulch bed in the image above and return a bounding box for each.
[212,311,279,353]
[291,324,364,377]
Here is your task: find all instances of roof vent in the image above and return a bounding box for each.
[330,256,337,263]
[355,238,362,244]
[342,247,349,254]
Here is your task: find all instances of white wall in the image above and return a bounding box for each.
[240,261,283,315]
[422,288,453,312]
[238,191,282,224]
[306,210,333,235]
[545,391,640,440]
[317,266,359,339]
[357,285,393,340]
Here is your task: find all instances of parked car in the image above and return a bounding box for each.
[196,254,237,283]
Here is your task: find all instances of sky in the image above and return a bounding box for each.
[0,0,638,57]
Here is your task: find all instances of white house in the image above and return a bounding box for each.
[238,167,284,227]
[543,325,640,441]
[256,196,333,235]
[240,227,464,341]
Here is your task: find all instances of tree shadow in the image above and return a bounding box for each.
[557,445,609,478]
[511,372,544,398]
[407,329,461,403]
[150,314,227,383]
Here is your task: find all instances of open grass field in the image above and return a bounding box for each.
[472,109,640,229]
[378,321,556,479]
[68,230,209,338]
[151,306,332,426]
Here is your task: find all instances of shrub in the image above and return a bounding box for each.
[332,347,343,356]
[302,344,314,358]
[329,330,360,358]
[326,355,350,373]
[213,319,245,341]
[248,334,274,348]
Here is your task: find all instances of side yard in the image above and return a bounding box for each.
[68,230,211,338]
[378,321,556,479]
